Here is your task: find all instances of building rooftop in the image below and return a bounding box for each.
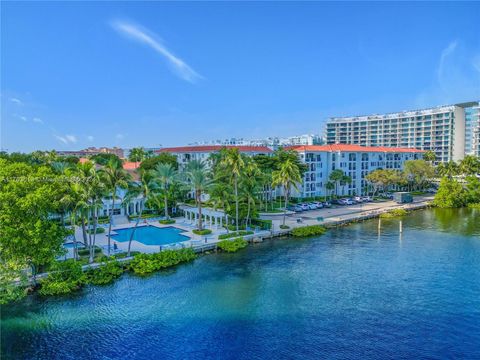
[287,144,425,153]
[157,145,273,153]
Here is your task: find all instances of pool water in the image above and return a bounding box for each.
[111,225,189,246]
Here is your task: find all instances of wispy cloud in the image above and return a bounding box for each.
[9,97,23,105]
[110,19,203,83]
[13,114,27,122]
[87,135,94,142]
[115,133,125,140]
[32,117,44,124]
[54,134,77,145]
[415,40,480,107]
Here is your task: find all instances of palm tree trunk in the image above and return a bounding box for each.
[90,210,98,263]
[128,205,142,257]
[197,190,203,230]
[107,190,116,256]
[282,186,289,226]
[164,189,169,219]
[234,176,239,232]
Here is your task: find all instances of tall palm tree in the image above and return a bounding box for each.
[155,163,178,219]
[341,175,352,195]
[220,148,245,231]
[325,181,335,200]
[123,170,157,256]
[272,159,302,226]
[184,160,213,230]
[436,161,459,179]
[329,169,344,198]
[240,160,261,227]
[101,159,131,256]
[209,182,233,232]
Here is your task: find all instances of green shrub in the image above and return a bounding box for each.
[193,229,212,235]
[291,225,327,237]
[218,230,254,240]
[379,208,408,218]
[77,247,102,257]
[97,216,110,224]
[87,227,105,234]
[114,251,141,259]
[129,213,161,220]
[279,224,290,229]
[225,224,246,231]
[86,260,124,285]
[217,238,248,253]
[39,260,86,296]
[159,219,175,225]
[251,219,272,230]
[129,248,196,276]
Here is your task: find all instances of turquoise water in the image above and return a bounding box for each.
[111,225,189,246]
[2,208,480,359]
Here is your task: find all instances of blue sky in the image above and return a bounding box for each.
[1,2,479,152]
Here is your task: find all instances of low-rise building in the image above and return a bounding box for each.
[57,147,125,159]
[288,144,424,198]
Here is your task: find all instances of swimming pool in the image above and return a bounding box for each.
[111,226,189,246]
[63,242,85,249]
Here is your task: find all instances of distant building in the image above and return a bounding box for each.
[57,147,124,159]
[325,101,480,162]
[188,134,323,149]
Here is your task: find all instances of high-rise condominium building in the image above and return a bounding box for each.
[326,101,479,162]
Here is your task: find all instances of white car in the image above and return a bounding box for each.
[343,198,354,205]
[353,196,363,203]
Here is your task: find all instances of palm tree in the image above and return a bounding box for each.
[128,147,146,165]
[325,181,335,200]
[240,160,261,227]
[423,150,436,164]
[209,182,233,232]
[329,169,344,198]
[123,170,157,256]
[184,160,213,230]
[459,155,480,176]
[340,175,352,195]
[220,148,245,232]
[436,161,459,179]
[272,159,302,226]
[101,159,131,256]
[155,163,178,219]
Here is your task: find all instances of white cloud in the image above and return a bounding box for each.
[54,135,69,144]
[65,135,77,143]
[87,135,94,142]
[115,133,125,140]
[437,40,458,91]
[32,117,44,124]
[9,97,23,105]
[13,114,27,122]
[111,19,203,83]
[54,134,77,145]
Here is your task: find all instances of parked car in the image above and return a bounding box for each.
[305,203,316,210]
[286,205,297,212]
[294,205,304,212]
[300,203,310,211]
[353,196,363,203]
[343,198,354,205]
[312,201,324,209]
[331,199,343,205]
[323,201,332,208]
[362,196,372,202]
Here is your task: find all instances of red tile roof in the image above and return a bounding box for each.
[286,144,425,153]
[157,145,273,153]
[122,161,141,170]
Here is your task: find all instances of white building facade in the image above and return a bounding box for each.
[289,144,424,198]
[326,101,479,163]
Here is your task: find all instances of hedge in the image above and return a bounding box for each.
[129,249,196,276]
[217,238,248,253]
[280,224,290,229]
[379,208,408,218]
[87,227,105,234]
[193,229,212,235]
[159,219,175,225]
[39,260,86,296]
[77,247,102,257]
[218,231,253,240]
[85,260,124,285]
[291,225,327,237]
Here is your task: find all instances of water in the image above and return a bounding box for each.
[111,225,189,246]
[2,208,480,359]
